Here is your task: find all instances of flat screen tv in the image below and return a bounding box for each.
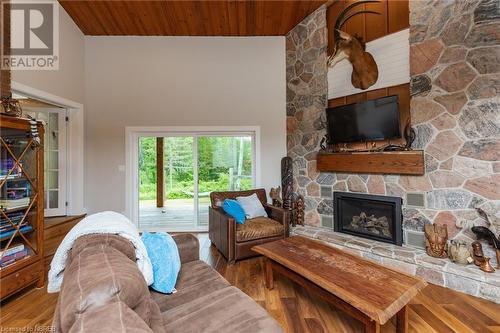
[326,95,401,144]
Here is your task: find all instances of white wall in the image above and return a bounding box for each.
[11,4,86,215]
[12,6,85,104]
[84,37,286,214]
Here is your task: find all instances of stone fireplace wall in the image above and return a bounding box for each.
[286,0,499,264]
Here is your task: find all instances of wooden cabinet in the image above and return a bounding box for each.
[0,115,45,300]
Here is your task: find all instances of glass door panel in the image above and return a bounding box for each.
[138,136,195,230]
[197,136,253,226]
[23,108,66,216]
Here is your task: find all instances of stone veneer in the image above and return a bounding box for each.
[286,0,499,301]
[292,226,500,303]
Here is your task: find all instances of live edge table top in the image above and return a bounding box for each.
[252,236,427,325]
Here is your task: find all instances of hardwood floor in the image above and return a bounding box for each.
[1,233,499,332]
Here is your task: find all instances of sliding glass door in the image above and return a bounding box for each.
[197,136,253,226]
[138,133,254,231]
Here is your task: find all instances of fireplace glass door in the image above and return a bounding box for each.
[334,192,402,245]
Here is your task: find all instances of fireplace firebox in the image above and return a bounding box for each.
[333,192,403,246]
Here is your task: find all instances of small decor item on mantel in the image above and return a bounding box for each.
[480,257,495,273]
[448,240,472,265]
[269,187,282,207]
[1,95,22,117]
[471,207,500,269]
[424,224,448,258]
[471,241,485,266]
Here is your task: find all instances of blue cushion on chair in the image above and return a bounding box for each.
[223,199,246,224]
[141,232,181,294]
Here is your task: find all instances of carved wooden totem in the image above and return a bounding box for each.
[295,195,305,226]
[424,224,448,258]
[281,157,293,212]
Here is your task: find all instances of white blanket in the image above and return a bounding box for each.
[47,211,153,293]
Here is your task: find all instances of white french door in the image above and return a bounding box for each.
[23,107,67,217]
[126,127,259,232]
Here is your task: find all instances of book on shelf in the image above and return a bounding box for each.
[0,249,29,268]
[0,197,30,210]
[0,173,23,180]
[0,225,33,240]
[0,243,25,257]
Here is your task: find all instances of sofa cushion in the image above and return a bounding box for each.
[142,232,181,294]
[210,189,267,209]
[223,199,246,224]
[162,286,283,333]
[236,193,268,219]
[236,217,284,242]
[68,301,161,333]
[55,235,164,333]
[151,260,230,311]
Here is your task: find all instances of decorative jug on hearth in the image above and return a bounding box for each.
[448,240,472,265]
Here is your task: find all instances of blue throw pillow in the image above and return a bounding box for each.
[141,232,181,294]
[223,199,246,224]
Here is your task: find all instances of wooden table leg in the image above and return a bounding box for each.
[265,258,274,290]
[396,305,408,333]
[365,320,380,333]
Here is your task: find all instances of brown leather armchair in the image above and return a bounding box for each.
[209,189,289,264]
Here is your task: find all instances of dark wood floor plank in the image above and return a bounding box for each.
[409,304,454,333]
[281,297,307,333]
[443,304,495,333]
[304,317,326,333]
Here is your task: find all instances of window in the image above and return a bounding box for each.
[127,127,259,232]
[23,108,67,216]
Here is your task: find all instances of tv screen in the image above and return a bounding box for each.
[326,95,401,144]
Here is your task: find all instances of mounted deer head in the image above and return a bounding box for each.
[327,0,381,90]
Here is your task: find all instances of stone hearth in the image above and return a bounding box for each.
[293,225,500,303]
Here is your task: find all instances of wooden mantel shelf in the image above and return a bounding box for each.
[317,150,425,175]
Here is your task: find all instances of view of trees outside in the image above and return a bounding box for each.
[138,136,253,202]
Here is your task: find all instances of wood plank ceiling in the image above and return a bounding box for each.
[59,1,326,36]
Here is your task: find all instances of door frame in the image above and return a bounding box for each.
[125,126,261,231]
[11,81,86,216]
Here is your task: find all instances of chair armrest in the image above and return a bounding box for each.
[209,207,236,262]
[211,207,236,227]
[265,204,290,237]
[172,233,199,264]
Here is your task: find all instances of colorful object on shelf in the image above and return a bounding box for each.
[0,249,29,268]
[0,197,30,210]
[0,243,24,257]
[0,212,25,233]
[0,225,33,241]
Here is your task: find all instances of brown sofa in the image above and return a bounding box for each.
[53,233,283,333]
[209,189,289,264]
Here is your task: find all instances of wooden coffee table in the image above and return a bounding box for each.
[252,236,427,333]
